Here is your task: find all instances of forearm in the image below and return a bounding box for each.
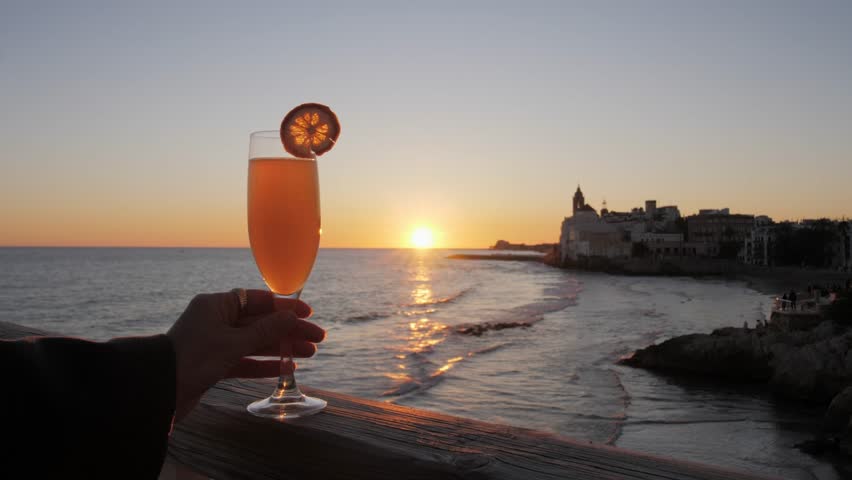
[0,335,176,478]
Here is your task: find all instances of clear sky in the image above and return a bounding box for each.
[2,1,851,248]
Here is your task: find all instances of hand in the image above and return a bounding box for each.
[166,290,325,422]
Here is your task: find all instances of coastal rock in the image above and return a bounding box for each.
[622,320,852,462]
[619,321,852,403]
[794,386,852,457]
[618,328,772,380]
[824,386,852,434]
[769,324,852,402]
[455,320,533,336]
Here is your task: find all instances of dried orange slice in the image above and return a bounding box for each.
[280,103,341,158]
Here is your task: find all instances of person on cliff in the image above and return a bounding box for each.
[0,289,325,478]
[789,290,797,310]
[782,293,788,310]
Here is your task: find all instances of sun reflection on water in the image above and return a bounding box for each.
[405,317,447,353]
[381,251,475,398]
[410,286,433,305]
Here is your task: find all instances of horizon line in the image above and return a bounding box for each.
[0,245,495,250]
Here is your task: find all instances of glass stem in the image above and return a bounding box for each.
[274,290,303,401]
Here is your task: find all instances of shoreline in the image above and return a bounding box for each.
[452,250,850,297]
[559,258,849,296]
[734,267,851,296]
[446,253,548,262]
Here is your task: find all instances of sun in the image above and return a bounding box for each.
[410,227,435,249]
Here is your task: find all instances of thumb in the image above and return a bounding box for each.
[235,310,300,357]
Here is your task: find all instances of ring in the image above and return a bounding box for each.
[230,288,248,314]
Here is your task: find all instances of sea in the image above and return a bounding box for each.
[0,247,844,479]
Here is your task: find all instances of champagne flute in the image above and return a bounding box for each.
[245,130,326,419]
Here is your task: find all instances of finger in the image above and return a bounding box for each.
[234,306,312,330]
[231,293,312,326]
[242,289,274,316]
[235,311,326,357]
[222,289,274,320]
[213,291,245,326]
[226,358,299,379]
[273,297,312,319]
[249,341,317,358]
[244,290,311,318]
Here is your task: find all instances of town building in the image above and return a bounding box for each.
[699,208,730,216]
[598,202,680,241]
[742,215,775,266]
[686,210,755,258]
[740,218,851,269]
[742,224,775,266]
[559,186,630,263]
[656,205,681,223]
[632,232,708,257]
[560,186,690,263]
[845,222,852,271]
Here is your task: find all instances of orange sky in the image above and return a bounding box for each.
[2,4,851,248]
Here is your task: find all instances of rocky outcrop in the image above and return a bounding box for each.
[619,321,852,457]
[618,328,773,380]
[455,320,534,336]
[619,321,852,403]
[794,386,852,456]
[771,330,852,402]
[824,386,852,435]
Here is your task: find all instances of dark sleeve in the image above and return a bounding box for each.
[0,335,176,479]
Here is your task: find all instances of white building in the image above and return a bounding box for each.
[559,186,631,263]
[743,226,774,266]
[741,216,775,266]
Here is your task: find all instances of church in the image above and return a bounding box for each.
[558,186,630,264]
[571,185,598,215]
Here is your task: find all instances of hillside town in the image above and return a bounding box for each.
[559,186,852,271]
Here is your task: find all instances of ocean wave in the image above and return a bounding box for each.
[382,374,446,398]
[343,311,394,323]
[543,280,581,299]
[605,369,631,446]
[382,343,508,398]
[625,417,750,426]
[402,287,472,307]
[470,343,508,355]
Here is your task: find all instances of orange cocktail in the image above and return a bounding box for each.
[248,157,320,296]
[246,103,339,420]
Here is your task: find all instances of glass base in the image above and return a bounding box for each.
[247,393,327,420]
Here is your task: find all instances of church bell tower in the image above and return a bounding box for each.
[573,185,585,214]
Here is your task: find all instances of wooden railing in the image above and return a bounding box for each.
[1,321,777,480]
